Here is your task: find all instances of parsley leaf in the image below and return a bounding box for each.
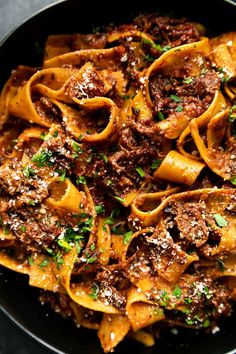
[76,176,87,185]
[213,213,228,227]
[170,94,182,103]
[32,149,53,167]
[22,166,36,178]
[173,284,182,299]
[89,283,99,300]
[136,166,145,177]
[123,231,133,244]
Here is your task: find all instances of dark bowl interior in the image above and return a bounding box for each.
[0,0,236,353]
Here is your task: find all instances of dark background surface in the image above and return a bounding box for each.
[0,3,57,354]
[0,1,236,354]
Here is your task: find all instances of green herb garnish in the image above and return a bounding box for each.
[151,159,162,169]
[173,284,182,299]
[89,283,99,300]
[39,259,49,268]
[170,94,182,103]
[114,196,125,203]
[76,176,87,185]
[182,77,193,84]
[32,149,53,167]
[123,231,133,245]
[22,166,36,178]
[213,213,228,227]
[136,166,145,177]
[95,205,105,215]
[176,105,183,112]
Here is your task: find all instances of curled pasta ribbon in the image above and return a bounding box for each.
[144,39,210,129]
[210,32,236,79]
[29,254,64,293]
[177,90,228,160]
[11,126,46,162]
[9,67,75,127]
[0,129,21,164]
[34,62,126,103]
[131,188,232,227]
[130,188,180,226]
[46,178,87,215]
[44,34,75,60]
[153,150,205,186]
[56,247,121,314]
[62,97,120,144]
[52,97,119,143]
[189,111,232,180]
[97,217,111,266]
[209,255,236,279]
[44,46,125,70]
[0,251,29,274]
[69,301,100,330]
[130,330,155,347]
[98,314,131,353]
[203,189,236,254]
[126,286,164,331]
[0,65,36,128]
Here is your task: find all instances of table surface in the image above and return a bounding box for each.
[0,3,57,353]
[1,1,236,354]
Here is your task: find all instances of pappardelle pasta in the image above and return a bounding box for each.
[0,13,236,352]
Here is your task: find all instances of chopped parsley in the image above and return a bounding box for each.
[172,284,182,299]
[114,196,125,203]
[95,205,105,215]
[3,227,9,235]
[203,286,212,300]
[176,105,183,112]
[156,111,165,121]
[145,54,156,62]
[141,38,170,52]
[151,159,162,169]
[213,213,228,227]
[57,238,72,252]
[170,94,182,103]
[53,251,64,269]
[159,290,170,307]
[135,166,145,177]
[106,179,113,186]
[184,297,192,305]
[100,153,108,163]
[86,255,97,264]
[72,142,83,154]
[76,176,87,185]
[90,243,96,251]
[89,283,100,300]
[31,149,53,167]
[230,176,236,185]
[20,225,26,232]
[182,77,193,84]
[39,259,49,268]
[104,208,120,226]
[22,166,36,178]
[52,130,58,138]
[123,230,133,245]
[229,105,236,123]
[28,256,34,266]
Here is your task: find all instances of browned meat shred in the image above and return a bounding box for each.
[133,15,203,46]
[150,70,221,118]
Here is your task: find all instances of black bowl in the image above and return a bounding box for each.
[0,0,236,353]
